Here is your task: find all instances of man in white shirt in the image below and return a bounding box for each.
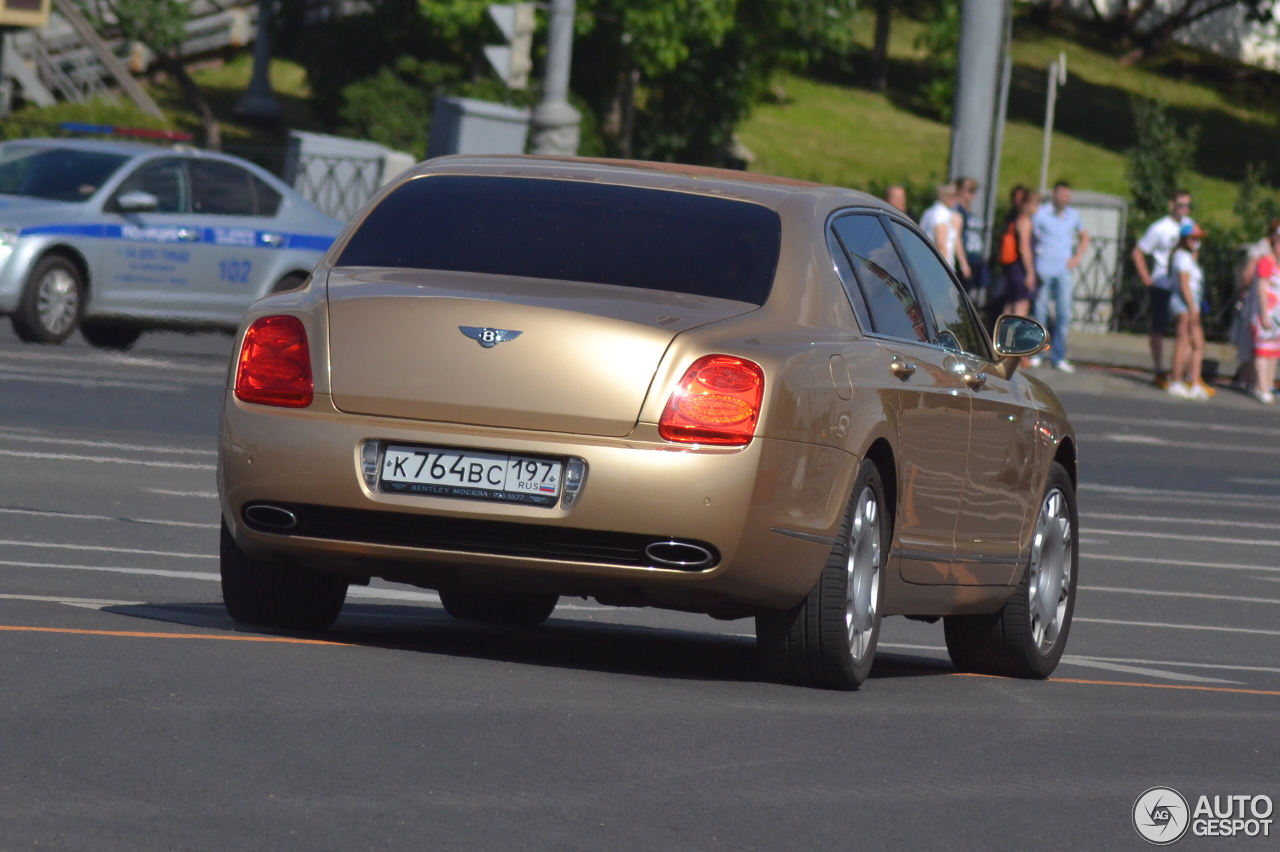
[919,182,972,280]
[1132,190,1194,384]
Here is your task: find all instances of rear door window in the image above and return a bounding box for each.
[336,176,783,305]
[190,160,257,216]
[830,214,927,343]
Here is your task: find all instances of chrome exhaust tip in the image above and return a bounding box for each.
[644,540,715,571]
[243,503,299,532]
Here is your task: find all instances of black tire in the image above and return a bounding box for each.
[80,322,143,351]
[944,461,1078,679]
[438,586,559,627]
[756,460,888,690]
[271,273,308,294]
[220,521,348,631]
[11,255,84,344]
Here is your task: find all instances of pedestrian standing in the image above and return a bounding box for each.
[1166,223,1209,400]
[955,177,989,301]
[1251,230,1280,405]
[1001,189,1039,318]
[1132,190,1194,387]
[1030,180,1090,371]
[1232,217,1280,392]
[886,184,909,217]
[920,182,972,280]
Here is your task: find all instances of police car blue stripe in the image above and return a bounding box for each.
[19,223,334,251]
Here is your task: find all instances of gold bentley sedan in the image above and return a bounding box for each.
[218,156,1078,690]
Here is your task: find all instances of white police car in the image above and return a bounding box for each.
[0,138,343,348]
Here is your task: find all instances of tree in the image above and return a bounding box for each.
[575,0,858,161]
[79,0,221,149]
[1125,97,1197,236]
[1074,0,1276,62]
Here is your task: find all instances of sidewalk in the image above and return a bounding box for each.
[1065,330,1237,375]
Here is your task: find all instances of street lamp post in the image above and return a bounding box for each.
[235,0,281,122]
[528,0,580,156]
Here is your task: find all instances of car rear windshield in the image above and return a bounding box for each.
[336,175,782,305]
[0,146,129,202]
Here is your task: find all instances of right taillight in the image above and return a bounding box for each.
[235,315,313,408]
[658,355,765,446]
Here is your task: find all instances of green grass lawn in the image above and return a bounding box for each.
[738,14,1278,225]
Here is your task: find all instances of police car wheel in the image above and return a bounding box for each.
[12,256,84,344]
[80,322,143,351]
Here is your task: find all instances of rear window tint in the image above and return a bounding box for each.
[336,175,782,305]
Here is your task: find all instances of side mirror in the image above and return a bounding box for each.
[990,315,1050,378]
[116,191,159,213]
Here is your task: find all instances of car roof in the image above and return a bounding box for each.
[415,154,897,215]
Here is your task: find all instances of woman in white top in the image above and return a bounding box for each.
[1167,223,1208,400]
[918,182,972,279]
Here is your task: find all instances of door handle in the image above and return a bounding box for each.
[889,359,916,381]
[962,371,988,390]
[176,228,200,242]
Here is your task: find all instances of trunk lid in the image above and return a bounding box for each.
[326,269,757,437]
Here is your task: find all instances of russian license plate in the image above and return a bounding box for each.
[379,444,563,507]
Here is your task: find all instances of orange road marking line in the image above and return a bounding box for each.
[954,672,1280,697]
[0,624,352,646]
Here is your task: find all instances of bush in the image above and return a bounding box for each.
[1125,97,1197,240]
[338,58,460,158]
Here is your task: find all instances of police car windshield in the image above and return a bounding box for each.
[0,145,129,202]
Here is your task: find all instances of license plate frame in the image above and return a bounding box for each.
[378,443,564,508]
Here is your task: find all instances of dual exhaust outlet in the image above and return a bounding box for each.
[242,503,716,571]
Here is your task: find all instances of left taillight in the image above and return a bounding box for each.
[235,315,313,408]
[658,355,765,446]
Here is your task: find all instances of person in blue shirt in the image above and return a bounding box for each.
[1030,180,1091,371]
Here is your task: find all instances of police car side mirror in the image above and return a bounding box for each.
[117,191,159,213]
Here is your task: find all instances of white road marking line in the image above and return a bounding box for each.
[1072,413,1280,438]
[346,587,440,602]
[1083,512,1280,532]
[1081,483,1280,510]
[1080,585,1280,605]
[1233,477,1280,487]
[1064,655,1280,675]
[0,348,226,374]
[0,371,186,392]
[0,507,217,530]
[146,489,218,499]
[1086,527,1280,547]
[872,644,1262,682]
[0,559,218,580]
[0,593,143,606]
[1093,434,1280,455]
[1055,658,1240,684]
[1085,553,1280,573]
[1100,433,1166,445]
[0,540,215,559]
[0,449,215,470]
[0,430,216,456]
[1074,617,1280,637]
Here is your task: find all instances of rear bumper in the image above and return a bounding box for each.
[219,392,856,611]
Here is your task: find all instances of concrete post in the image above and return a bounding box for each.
[235,0,281,121]
[948,0,1010,239]
[528,0,580,156]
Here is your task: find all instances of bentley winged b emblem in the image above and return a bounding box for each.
[459,326,523,348]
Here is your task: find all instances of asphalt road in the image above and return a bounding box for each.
[1,325,1277,850]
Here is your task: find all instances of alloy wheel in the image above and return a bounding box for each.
[845,485,882,663]
[1028,487,1073,653]
[36,267,79,337]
